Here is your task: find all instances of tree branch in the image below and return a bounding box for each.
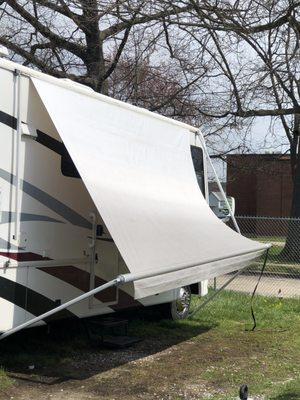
[102,25,132,80]
[4,0,85,59]
[101,4,193,40]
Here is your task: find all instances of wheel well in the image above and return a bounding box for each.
[190,283,200,294]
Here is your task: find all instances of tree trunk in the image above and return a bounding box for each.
[281,116,300,261]
[81,1,107,94]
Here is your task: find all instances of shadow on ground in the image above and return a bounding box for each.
[0,306,215,385]
[271,392,300,400]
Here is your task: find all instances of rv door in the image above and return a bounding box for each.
[89,216,118,308]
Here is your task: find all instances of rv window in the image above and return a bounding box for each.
[61,148,80,178]
[190,145,205,196]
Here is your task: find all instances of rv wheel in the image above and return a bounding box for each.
[170,286,191,320]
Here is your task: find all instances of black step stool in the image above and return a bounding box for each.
[83,317,141,349]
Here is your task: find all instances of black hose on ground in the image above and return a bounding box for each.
[239,384,248,399]
[246,248,270,332]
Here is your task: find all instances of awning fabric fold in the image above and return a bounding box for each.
[32,77,268,299]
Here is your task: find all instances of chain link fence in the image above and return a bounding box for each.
[210,216,300,298]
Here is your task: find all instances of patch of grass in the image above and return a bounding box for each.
[191,289,300,328]
[130,291,300,399]
[128,291,300,399]
[0,291,299,400]
[247,242,300,274]
[269,378,300,400]
[254,236,286,243]
[0,368,13,391]
[188,291,300,399]
[246,236,300,272]
[249,262,300,276]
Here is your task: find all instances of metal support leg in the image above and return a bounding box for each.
[188,269,245,318]
[213,277,217,291]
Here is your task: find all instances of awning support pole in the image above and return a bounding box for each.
[188,268,245,318]
[13,69,22,242]
[197,131,241,234]
[0,277,124,341]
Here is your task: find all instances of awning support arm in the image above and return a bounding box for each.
[197,131,241,234]
[0,277,124,340]
[188,268,245,318]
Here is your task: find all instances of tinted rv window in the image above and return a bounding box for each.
[190,145,205,196]
[61,148,80,178]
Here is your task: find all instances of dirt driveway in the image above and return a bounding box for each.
[1,337,221,400]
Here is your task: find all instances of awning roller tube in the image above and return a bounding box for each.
[120,244,271,283]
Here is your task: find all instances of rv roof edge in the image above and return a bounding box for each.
[1,258,90,269]
[0,58,198,133]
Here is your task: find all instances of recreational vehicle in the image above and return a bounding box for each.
[0,54,269,338]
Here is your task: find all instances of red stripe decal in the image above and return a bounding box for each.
[39,266,139,310]
[0,252,49,261]
[39,266,117,303]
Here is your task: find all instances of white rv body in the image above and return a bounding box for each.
[0,59,209,332]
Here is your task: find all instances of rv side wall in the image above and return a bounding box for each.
[0,67,181,332]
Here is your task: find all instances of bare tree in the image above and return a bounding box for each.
[0,1,195,93]
[0,1,217,128]
[173,0,300,259]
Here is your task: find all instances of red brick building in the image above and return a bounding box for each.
[226,154,293,217]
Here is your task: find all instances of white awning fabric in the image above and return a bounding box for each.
[32,77,269,299]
